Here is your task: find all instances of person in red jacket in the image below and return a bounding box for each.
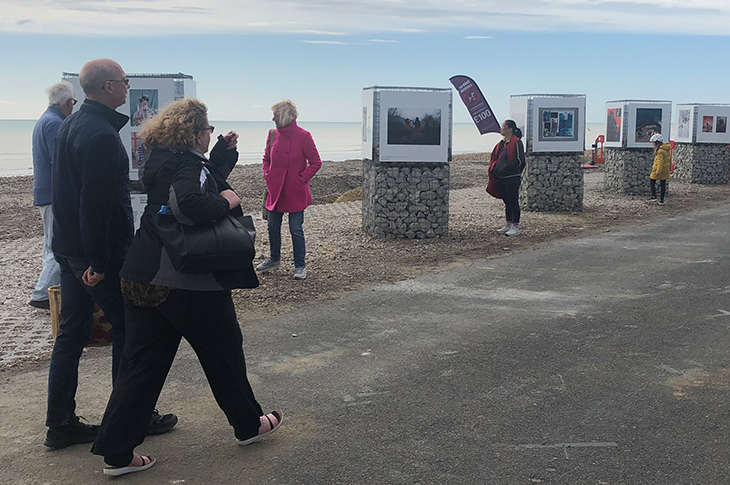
[257,100,322,280]
[487,119,526,236]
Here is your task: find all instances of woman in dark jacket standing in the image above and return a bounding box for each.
[487,119,526,236]
[91,98,282,476]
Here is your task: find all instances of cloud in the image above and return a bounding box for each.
[463,36,492,39]
[2,0,730,36]
[301,40,349,45]
[368,39,401,43]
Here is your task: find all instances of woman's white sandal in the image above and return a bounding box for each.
[238,411,283,446]
[103,453,156,476]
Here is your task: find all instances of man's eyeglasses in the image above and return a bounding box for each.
[202,126,215,133]
[71,99,78,105]
[102,78,130,89]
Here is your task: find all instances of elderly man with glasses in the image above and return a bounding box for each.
[29,81,77,310]
[46,58,177,450]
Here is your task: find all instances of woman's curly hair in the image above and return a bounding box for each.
[140,98,208,151]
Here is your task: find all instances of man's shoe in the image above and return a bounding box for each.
[29,299,50,310]
[505,225,520,236]
[256,259,281,272]
[648,197,658,202]
[497,223,511,234]
[293,267,307,280]
[44,416,99,449]
[147,410,178,435]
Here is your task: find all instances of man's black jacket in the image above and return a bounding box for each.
[52,99,133,273]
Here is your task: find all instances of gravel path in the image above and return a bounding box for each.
[2,154,729,369]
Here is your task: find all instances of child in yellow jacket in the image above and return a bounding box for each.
[649,133,671,204]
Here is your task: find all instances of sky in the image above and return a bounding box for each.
[1,0,729,123]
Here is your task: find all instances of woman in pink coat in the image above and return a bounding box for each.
[256,100,322,280]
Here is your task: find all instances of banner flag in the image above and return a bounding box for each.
[449,75,500,135]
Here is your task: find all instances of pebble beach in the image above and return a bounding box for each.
[2,154,729,369]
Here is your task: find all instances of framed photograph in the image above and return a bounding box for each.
[130,89,159,127]
[604,102,625,147]
[538,108,578,141]
[130,132,145,170]
[716,116,727,134]
[634,108,663,143]
[677,109,691,139]
[387,108,441,146]
[702,116,714,133]
[606,107,622,143]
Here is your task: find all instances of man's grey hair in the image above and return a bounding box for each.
[46,81,75,107]
[79,62,116,96]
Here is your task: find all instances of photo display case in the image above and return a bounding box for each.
[63,73,196,180]
[362,86,452,162]
[509,94,586,153]
[604,100,671,148]
[675,104,730,144]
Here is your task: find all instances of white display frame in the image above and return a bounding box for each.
[372,89,452,163]
[675,104,694,143]
[64,75,196,180]
[626,102,671,148]
[361,89,375,159]
[523,96,586,153]
[508,97,528,143]
[695,105,730,144]
[604,102,625,148]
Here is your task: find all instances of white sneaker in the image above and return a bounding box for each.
[256,259,281,272]
[505,225,520,236]
[293,267,307,280]
[497,223,512,234]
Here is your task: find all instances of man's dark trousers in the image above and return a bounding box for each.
[45,256,126,427]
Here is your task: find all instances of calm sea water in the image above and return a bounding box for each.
[0,120,607,177]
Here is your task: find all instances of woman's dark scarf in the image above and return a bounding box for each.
[486,135,522,199]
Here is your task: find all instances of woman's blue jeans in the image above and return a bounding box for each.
[267,210,305,268]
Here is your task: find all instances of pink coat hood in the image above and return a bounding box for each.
[262,120,322,213]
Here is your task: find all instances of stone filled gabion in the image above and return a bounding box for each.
[604,147,665,196]
[520,152,584,212]
[362,159,449,239]
[673,143,730,184]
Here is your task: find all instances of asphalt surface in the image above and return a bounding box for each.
[1,203,729,484]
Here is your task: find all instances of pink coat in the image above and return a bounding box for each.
[262,120,322,213]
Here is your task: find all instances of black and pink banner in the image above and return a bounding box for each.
[449,75,500,135]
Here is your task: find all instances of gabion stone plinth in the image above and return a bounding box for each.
[362,159,449,239]
[604,147,664,196]
[673,143,730,184]
[520,152,584,212]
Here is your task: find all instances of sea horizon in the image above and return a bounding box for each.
[0,120,609,177]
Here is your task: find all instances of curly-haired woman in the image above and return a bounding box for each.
[91,98,282,476]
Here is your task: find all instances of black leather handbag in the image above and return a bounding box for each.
[156,212,256,273]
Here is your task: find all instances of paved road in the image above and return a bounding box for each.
[1,203,728,484]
